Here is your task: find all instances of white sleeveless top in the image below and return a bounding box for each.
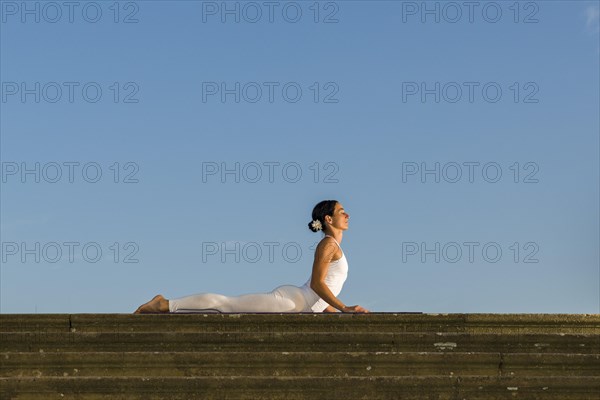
[300,235,349,312]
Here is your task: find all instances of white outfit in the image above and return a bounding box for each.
[168,235,348,313]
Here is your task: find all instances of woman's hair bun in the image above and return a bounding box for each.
[308,200,337,233]
[308,219,323,232]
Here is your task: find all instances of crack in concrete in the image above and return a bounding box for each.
[498,352,505,377]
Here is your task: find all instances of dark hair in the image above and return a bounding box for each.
[308,200,338,233]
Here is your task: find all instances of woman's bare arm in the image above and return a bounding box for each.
[310,238,348,311]
[310,237,370,313]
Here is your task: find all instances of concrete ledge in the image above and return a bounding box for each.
[1,376,599,400]
[2,313,599,334]
[2,331,599,353]
[2,351,599,378]
[2,313,598,399]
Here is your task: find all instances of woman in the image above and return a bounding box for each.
[133,200,369,314]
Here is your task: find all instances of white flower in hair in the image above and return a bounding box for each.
[311,219,322,231]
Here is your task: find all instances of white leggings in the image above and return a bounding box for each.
[168,285,313,313]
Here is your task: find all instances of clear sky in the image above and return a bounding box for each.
[1,0,598,314]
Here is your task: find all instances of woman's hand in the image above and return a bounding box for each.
[341,305,370,313]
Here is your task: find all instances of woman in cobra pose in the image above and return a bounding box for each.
[133,200,369,314]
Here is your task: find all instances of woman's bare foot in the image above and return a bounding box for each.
[133,294,169,314]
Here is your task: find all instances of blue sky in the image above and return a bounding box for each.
[1,0,598,313]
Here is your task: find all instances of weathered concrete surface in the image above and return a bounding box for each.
[1,313,599,334]
[1,376,599,400]
[1,314,598,400]
[2,351,599,377]
[2,331,598,353]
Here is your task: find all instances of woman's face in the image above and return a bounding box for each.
[327,203,350,231]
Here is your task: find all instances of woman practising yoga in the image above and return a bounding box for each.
[133,200,369,314]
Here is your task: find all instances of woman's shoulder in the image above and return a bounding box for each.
[316,236,342,260]
[317,235,339,250]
